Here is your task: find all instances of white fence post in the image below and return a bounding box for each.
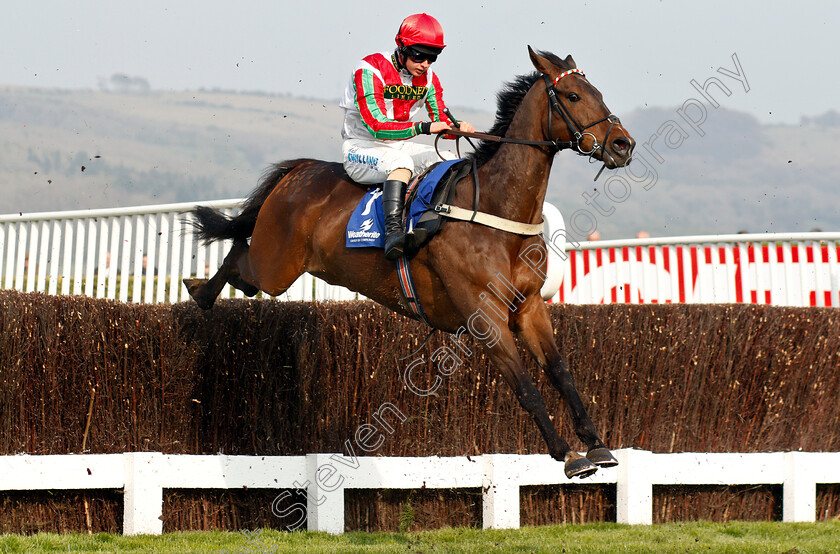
[615,449,653,525]
[123,452,164,535]
[3,451,840,535]
[306,453,345,534]
[783,451,816,522]
[481,454,521,529]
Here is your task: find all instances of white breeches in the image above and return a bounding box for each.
[342,139,456,184]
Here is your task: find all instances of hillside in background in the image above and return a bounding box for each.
[2,85,838,240]
[551,106,840,240]
[0,86,355,212]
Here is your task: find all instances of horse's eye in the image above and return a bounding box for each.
[568,92,581,102]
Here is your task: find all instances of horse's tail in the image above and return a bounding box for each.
[189,163,297,244]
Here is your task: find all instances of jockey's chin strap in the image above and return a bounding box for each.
[435,67,621,181]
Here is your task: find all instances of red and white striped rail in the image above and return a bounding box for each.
[555,233,840,307]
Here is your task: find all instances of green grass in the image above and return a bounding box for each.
[1,521,839,553]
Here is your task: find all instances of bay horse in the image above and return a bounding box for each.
[184,47,635,478]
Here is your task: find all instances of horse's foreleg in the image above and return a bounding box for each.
[514,298,617,468]
[184,239,257,309]
[484,329,599,479]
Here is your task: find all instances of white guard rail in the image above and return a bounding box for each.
[0,450,837,535]
[0,199,359,303]
[1,200,838,306]
[0,199,565,303]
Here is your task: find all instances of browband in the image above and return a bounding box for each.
[553,68,584,85]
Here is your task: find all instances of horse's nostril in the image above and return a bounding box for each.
[613,138,630,152]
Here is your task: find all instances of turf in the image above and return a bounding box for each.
[1,521,839,553]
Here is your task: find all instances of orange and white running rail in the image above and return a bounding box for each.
[555,233,840,307]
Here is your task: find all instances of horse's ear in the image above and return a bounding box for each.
[528,45,553,74]
[564,54,577,69]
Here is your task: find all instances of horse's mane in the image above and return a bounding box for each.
[467,50,571,166]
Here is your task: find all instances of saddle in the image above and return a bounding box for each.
[345,158,473,257]
[402,158,473,254]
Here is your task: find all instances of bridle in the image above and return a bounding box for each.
[437,67,626,180]
[543,70,619,159]
[422,65,628,256]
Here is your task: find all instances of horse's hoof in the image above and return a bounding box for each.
[183,279,216,310]
[183,278,206,293]
[586,447,618,468]
[564,454,598,479]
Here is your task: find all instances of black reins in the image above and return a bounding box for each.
[436,68,622,180]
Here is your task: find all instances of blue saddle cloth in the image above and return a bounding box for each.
[346,159,463,248]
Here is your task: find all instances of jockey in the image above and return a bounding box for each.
[340,13,475,260]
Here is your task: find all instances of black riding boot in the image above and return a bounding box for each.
[382,179,407,260]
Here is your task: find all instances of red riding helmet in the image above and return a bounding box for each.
[395,13,446,53]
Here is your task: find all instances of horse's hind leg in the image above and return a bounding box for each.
[184,239,257,309]
[514,297,617,468]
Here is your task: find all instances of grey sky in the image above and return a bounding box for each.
[2,0,837,124]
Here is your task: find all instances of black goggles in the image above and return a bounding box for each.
[404,46,438,64]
